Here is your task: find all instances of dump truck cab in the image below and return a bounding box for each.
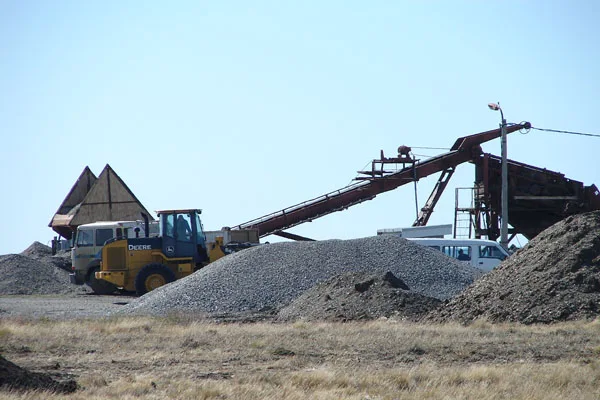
[96,209,219,295]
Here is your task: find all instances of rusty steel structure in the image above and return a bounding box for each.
[231,123,531,239]
[469,154,600,241]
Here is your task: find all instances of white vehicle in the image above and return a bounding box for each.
[70,220,158,293]
[407,238,510,272]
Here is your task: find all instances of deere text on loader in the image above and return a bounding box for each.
[96,209,232,295]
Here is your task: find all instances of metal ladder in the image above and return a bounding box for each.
[454,187,476,239]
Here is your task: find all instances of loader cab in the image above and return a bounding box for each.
[158,209,208,263]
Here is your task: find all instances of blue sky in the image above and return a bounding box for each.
[1,1,599,254]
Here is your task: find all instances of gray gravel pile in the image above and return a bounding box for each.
[121,235,481,318]
[21,241,72,272]
[0,254,79,295]
[21,241,53,258]
[277,271,441,322]
[428,211,600,324]
[0,242,88,295]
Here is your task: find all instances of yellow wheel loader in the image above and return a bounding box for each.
[95,209,250,295]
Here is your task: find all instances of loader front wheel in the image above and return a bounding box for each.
[135,263,176,296]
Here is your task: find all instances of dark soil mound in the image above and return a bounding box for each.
[429,211,600,324]
[278,271,441,322]
[0,355,77,393]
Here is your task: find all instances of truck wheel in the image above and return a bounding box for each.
[135,263,176,296]
[87,267,118,295]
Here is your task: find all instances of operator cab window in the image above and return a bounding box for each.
[195,213,206,246]
[96,228,114,246]
[479,245,507,260]
[163,214,176,238]
[176,213,193,242]
[76,230,94,247]
[442,245,471,261]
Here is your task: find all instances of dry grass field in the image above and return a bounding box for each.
[1,317,600,399]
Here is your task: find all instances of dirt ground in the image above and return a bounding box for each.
[0,294,128,394]
[1,314,599,399]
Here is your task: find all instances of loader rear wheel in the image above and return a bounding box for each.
[87,266,118,295]
[135,263,176,296]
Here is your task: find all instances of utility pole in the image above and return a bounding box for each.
[488,102,509,249]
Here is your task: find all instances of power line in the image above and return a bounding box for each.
[413,153,437,158]
[348,160,372,186]
[530,126,600,138]
[412,146,450,150]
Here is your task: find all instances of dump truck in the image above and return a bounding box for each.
[95,209,258,295]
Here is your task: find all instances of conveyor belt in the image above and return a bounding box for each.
[232,123,530,238]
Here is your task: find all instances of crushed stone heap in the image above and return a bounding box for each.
[121,235,480,318]
[277,271,441,322]
[0,254,74,295]
[429,211,600,324]
[21,241,53,258]
[0,242,89,295]
[21,241,72,272]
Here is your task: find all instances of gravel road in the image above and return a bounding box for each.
[0,294,133,320]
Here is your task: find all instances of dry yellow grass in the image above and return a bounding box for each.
[1,317,600,399]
